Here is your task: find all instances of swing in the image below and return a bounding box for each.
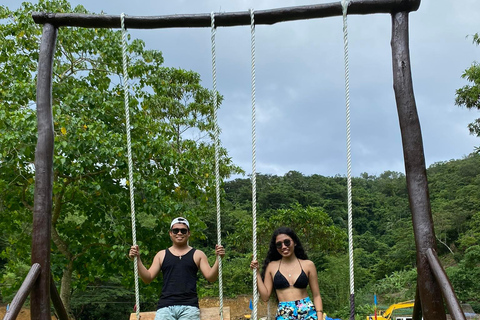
[249,3,356,319]
[122,12,230,320]
[125,5,350,320]
[128,307,231,320]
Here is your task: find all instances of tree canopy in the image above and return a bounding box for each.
[455,33,480,151]
[0,0,240,315]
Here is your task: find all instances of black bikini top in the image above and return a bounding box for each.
[273,259,309,290]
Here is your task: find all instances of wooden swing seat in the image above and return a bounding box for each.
[129,306,231,320]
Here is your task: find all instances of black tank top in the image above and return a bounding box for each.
[157,248,199,309]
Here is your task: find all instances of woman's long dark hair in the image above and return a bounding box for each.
[260,226,308,280]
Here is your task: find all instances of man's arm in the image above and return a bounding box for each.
[129,245,163,284]
[196,244,225,282]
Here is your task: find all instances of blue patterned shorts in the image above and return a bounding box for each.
[276,297,318,320]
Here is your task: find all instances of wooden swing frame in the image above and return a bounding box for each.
[3,1,467,320]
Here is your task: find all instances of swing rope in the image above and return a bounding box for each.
[121,13,141,320]
[211,12,224,320]
[341,1,355,319]
[249,8,259,320]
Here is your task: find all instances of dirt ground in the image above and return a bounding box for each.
[0,296,274,320]
[200,295,274,320]
[0,304,56,320]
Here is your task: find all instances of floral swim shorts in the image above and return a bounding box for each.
[276,296,318,320]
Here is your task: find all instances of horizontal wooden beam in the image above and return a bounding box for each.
[32,0,420,29]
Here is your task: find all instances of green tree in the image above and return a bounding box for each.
[455,33,480,151]
[0,0,240,315]
[317,254,350,317]
[447,245,480,309]
[428,154,480,255]
[269,203,347,254]
[242,203,348,270]
[457,211,480,250]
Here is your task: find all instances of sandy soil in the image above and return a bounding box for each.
[0,305,56,320]
[200,295,274,320]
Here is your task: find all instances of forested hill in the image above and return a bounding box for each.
[206,153,480,317]
[223,153,479,257]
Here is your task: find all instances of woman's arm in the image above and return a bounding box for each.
[250,260,274,302]
[307,260,324,318]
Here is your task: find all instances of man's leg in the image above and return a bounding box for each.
[172,305,200,320]
[154,307,175,320]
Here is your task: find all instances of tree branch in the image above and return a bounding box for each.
[435,236,454,255]
[51,224,72,261]
[52,171,72,225]
[21,183,34,212]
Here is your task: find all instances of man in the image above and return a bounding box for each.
[129,217,225,320]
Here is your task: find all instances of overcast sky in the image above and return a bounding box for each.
[5,0,480,178]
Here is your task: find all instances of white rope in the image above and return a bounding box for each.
[211,12,224,320]
[121,13,140,320]
[341,1,355,319]
[250,8,259,320]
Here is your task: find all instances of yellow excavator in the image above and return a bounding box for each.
[366,300,415,320]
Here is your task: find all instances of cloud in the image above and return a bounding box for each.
[6,0,479,177]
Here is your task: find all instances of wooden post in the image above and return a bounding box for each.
[3,264,41,320]
[51,274,70,320]
[390,11,446,320]
[412,285,422,320]
[426,249,467,320]
[31,22,57,320]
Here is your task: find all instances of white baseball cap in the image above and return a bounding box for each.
[170,217,190,229]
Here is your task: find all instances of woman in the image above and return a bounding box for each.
[250,227,323,320]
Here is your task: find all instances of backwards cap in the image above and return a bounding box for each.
[170,217,190,229]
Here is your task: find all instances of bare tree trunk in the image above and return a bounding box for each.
[60,262,75,319]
